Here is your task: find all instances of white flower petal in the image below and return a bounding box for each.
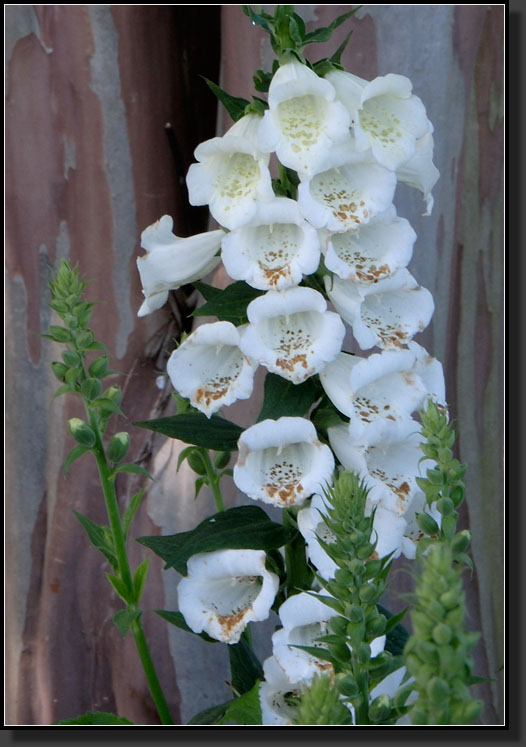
[166,321,257,417]
[396,130,440,215]
[407,341,447,406]
[298,159,397,232]
[259,656,303,725]
[273,592,337,683]
[186,114,274,230]
[297,494,339,580]
[240,287,345,383]
[234,417,334,508]
[326,269,435,350]
[221,197,321,290]
[323,206,416,283]
[328,420,429,515]
[136,216,222,315]
[177,549,279,644]
[259,58,351,178]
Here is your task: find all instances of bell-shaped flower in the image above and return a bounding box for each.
[297,493,339,579]
[240,287,345,383]
[326,70,431,172]
[177,549,279,644]
[221,197,321,290]
[325,268,434,350]
[186,114,274,230]
[407,341,446,407]
[234,416,334,508]
[259,656,304,725]
[396,129,440,215]
[327,420,430,517]
[323,205,416,284]
[272,592,337,683]
[136,215,222,316]
[166,321,257,417]
[258,57,351,178]
[319,349,427,442]
[297,150,397,233]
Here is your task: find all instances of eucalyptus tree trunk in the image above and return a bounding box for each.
[5,5,503,726]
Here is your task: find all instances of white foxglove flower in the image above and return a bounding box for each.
[234,417,334,508]
[177,549,279,644]
[186,114,274,230]
[166,321,257,417]
[272,592,337,683]
[259,656,304,725]
[240,287,345,383]
[323,205,416,283]
[400,491,442,559]
[325,268,434,350]
[259,58,351,178]
[297,493,339,579]
[221,197,321,290]
[136,215,222,317]
[298,154,397,233]
[327,420,429,517]
[407,341,446,407]
[326,70,431,172]
[396,130,440,215]
[319,349,427,442]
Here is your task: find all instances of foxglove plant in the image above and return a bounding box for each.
[47,5,483,727]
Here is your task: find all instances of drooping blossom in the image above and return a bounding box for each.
[240,286,345,383]
[258,57,351,178]
[221,197,321,290]
[177,549,279,644]
[324,268,434,350]
[136,215,222,317]
[186,114,274,230]
[234,416,334,508]
[166,321,257,417]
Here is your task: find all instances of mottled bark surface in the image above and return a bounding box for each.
[6,4,503,726]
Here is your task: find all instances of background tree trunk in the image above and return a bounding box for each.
[5,5,503,726]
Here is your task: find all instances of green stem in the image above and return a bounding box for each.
[88,408,174,725]
[200,449,225,512]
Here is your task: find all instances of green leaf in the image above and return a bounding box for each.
[377,604,410,656]
[63,444,89,476]
[73,511,117,570]
[192,280,222,302]
[106,572,132,604]
[112,463,153,480]
[257,373,321,422]
[54,711,135,725]
[122,487,145,540]
[137,505,297,575]
[290,644,338,667]
[192,280,264,325]
[217,682,262,725]
[188,701,231,725]
[132,559,149,602]
[134,413,244,452]
[229,635,264,695]
[303,8,359,44]
[203,78,250,122]
[48,325,72,343]
[113,608,141,637]
[155,609,218,643]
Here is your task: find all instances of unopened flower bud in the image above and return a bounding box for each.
[358,582,378,604]
[348,605,364,623]
[426,676,450,704]
[214,450,231,469]
[368,694,391,722]
[439,589,460,610]
[68,418,96,448]
[337,674,359,698]
[330,615,348,636]
[187,450,207,476]
[366,614,386,637]
[107,432,131,463]
[451,529,471,554]
[451,699,483,725]
[432,622,453,646]
[416,511,440,536]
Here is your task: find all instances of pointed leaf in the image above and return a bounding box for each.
[73,511,117,570]
[257,373,321,422]
[122,487,146,540]
[137,505,296,575]
[54,711,135,726]
[217,682,262,726]
[132,559,149,603]
[188,701,231,725]
[229,636,264,695]
[155,609,218,643]
[106,573,132,604]
[203,78,250,122]
[192,280,264,325]
[113,608,141,637]
[113,463,153,480]
[291,645,338,666]
[64,444,89,476]
[134,413,244,452]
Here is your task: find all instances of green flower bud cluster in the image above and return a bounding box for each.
[404,543,483,725]
[47,261,123,437]
[310,471,406,725]
[294,674,353,726]
[415,401,471,565]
